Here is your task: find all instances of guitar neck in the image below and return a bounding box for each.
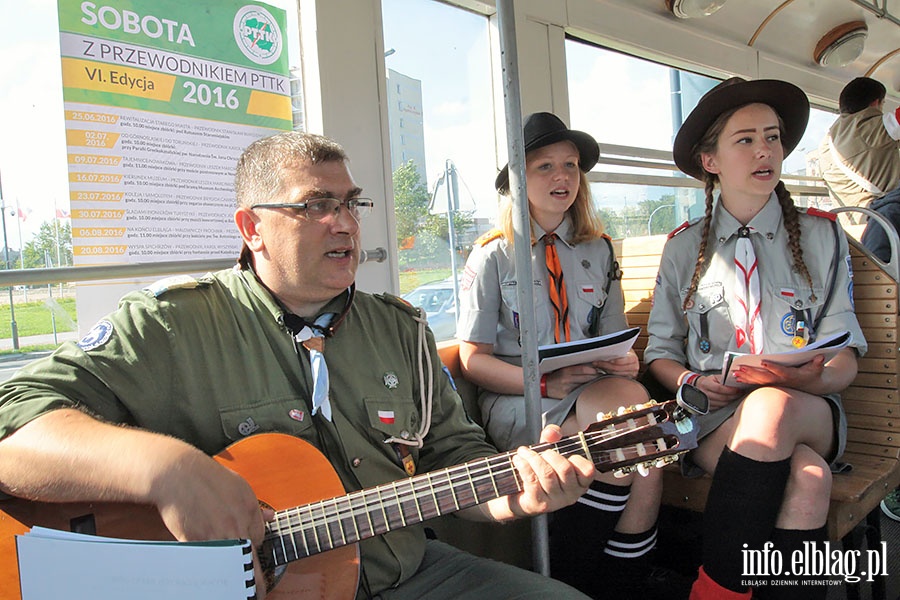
[264,438,568,567]
[261,400,692,569]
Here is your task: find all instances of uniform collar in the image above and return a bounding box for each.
[712,192,782,244]
[532,214,575,248]
[238,266,354,335]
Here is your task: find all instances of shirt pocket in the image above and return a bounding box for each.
[684,282,731,346]
[364,397,421,441]
[219,396,315,442]
[499,282,520,331]
[574,278,609,334]
[364,398,422,464]
[770,283,826,344]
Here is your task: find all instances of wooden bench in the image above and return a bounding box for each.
[431,230,900,594]
[617,232,900,600]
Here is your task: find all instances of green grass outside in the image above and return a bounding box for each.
[399,268,453,295]
[0,298,77,339]
[0,277,447,355]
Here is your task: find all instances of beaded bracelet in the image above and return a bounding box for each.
[683,371,702,387]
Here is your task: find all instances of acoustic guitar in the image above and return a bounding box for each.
[0,399,699,599]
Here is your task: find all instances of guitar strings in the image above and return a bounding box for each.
[262,407,678,562]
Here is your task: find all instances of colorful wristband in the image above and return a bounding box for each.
[540,374,548,397]
[683,372,701,386]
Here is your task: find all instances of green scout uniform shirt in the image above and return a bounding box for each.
[0,266,497,596]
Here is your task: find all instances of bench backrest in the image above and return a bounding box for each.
[614,232,900,463]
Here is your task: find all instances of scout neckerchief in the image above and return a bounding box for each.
[543,233,571,343]
[734,226,764,354]
[282,285,356,422]
[292,313,336,421]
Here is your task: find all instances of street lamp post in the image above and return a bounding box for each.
[0,169,19,349]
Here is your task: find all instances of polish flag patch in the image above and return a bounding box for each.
[378,410,395,424]
[780,288,795,298]
[581,284,595,294]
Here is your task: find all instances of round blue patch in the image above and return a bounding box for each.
[78,319,114,351]
[780,312,796,335]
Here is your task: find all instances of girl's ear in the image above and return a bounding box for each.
[700,152,720,175]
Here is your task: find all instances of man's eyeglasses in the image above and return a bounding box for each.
[250,197,374,221]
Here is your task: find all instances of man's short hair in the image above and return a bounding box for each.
[234,131,348,208]
[839,77,886,114]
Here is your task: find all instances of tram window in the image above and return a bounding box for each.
[382,0,496,341]
[565,38,838,239]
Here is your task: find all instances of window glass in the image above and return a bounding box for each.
[0,0,302,270]
[565,38,837,238]
[382,0,497,341]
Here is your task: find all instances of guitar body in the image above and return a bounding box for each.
[0,433,360,600]
[0,401,699,600]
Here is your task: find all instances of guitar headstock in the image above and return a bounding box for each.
[580,399,700,476]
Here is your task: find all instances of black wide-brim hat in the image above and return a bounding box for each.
[495,112,600,193]
[672,77,810,180]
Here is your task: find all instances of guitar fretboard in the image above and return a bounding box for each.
[260,401,689,568]
[264,446,534,566]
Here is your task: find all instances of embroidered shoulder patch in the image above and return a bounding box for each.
[804,207,837,221]
[375,292,419,317]
[668,220,690,239]
[143,275,202,297]
[78,319,114,351]
[474,228,503,247]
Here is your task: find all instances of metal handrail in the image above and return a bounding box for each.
[830,206,900,282]
[0,247,387,287]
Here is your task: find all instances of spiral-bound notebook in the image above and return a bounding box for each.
[17,526,256,599]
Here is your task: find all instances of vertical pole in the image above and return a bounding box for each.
[496,0,550,576]
[0,169,19,350]
[445,160,460,322]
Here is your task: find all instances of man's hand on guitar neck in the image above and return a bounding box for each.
[470,424,595,523]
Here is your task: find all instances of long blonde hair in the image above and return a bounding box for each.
[498,170,604,245]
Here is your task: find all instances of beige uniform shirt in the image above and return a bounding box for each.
[819,106,900,211]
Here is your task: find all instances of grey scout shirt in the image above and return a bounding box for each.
[0,266,497,596]
[644,194,867,375]
[457,216,628,359]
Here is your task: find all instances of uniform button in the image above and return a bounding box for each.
[581,259,591,269]
[794,300,803,308]
[352,458,362,467]
[718,237,726,244]
[698,304,706,310]
[766,233,774,240]
[400,430,410,440]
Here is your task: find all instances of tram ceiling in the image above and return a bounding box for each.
[628,0,900,94]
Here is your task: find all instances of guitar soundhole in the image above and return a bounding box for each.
[70,514,96,535]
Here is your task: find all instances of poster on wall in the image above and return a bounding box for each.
[56,0,293,328]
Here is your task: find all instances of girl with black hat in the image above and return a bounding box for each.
[457,112,659,598]
[644,78,867,599]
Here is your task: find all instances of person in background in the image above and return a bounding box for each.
[818,76,900,262]
[645,77,866,600]
[0,131,595,600]
[457,112,661,599]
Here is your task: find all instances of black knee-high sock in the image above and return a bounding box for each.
[701,447,791,593]
[754,526,829,600]
[595,527,658,600]
[550,480,630,597]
